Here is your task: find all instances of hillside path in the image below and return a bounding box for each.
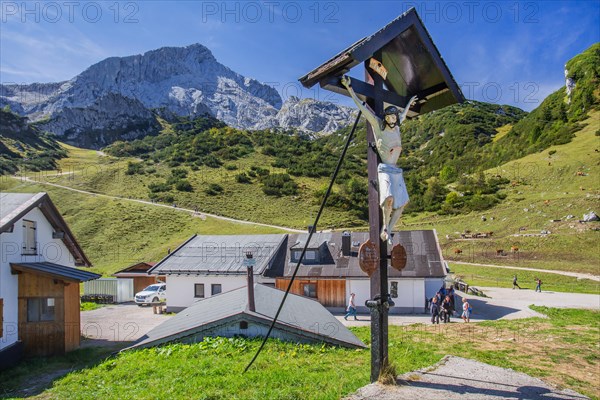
[11,175,304,233]
[451,261,600,281]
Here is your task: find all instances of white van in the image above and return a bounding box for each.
[135,283,167,305]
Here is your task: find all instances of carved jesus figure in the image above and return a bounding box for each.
[341,75,417,244]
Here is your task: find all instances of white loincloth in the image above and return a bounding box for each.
[378,163,409,209]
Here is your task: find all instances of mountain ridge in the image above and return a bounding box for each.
[0,43,355,148]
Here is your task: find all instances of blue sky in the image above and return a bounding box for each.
[1,1,598,111]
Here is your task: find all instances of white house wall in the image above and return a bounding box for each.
[165,275,275,312]
[0,207,76,350]
[425,277,445,300]
[347,278,426,314]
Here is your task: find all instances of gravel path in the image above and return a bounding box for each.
[451,261,600,282]
[80,303,173,348]
[344,356,589,400]
[336,286,600,326]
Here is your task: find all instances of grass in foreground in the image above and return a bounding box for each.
[449,262,600,294]
[2,307,597,400]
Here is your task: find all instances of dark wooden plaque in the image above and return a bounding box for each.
[358,239,379,277]
[391,243,407,271]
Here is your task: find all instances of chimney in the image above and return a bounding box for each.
[245,252,256,312]
[342,231,351,256]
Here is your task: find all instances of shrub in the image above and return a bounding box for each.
[205,183,224,196]
[202,155,223,168]
[171,168,188,179]
[236,173,252,184]
[261,173,297,197]
[148,182,171,193]
[175,180,193,192]
[125,161,145,175]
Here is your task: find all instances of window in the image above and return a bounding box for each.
[194,284,205,298]
[27,298,55,322]
[302,283,317,298]
[0,298,3,337]
[390,282,398,298]
[239,321,248,330]
[305,250,317,260]
[211,284,222,296]
[22,220,37,255]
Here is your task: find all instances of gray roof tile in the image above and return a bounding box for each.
[130,284,365,349]
[150,234,288,275]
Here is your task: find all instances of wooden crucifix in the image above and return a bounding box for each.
[299,8,464,382]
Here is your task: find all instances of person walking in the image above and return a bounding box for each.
[447,286,456,312]
[344,293,358,320]
[441,296,453,323]
[512,275,522,289]
[535,278,542,292]
[461,298,471,323]
[430,297,440,324]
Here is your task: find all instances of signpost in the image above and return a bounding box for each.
[299,8,464,382]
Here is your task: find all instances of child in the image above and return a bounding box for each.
[461,298,471,323]
[430,297,440,324]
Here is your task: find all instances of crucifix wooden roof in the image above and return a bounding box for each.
[298,8,464,116]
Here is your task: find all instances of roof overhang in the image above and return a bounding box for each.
[298,8,464,116]
[112,261,157,277]
[11,262,101,283]
[1,193,92,267]
[127,310,366,351]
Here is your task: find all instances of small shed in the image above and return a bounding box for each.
[10,262,100,356]
[113,262,163,294]
[127,283,366,350]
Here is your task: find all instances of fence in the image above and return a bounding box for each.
[83,278,134,303]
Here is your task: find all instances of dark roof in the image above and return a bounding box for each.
[128,284,365,350]
[283,230,446,279]
[0,192,92,267]
[298,8,464,115]
[113,262,157,277]
[148,234,288,276]
[10,262,101,282]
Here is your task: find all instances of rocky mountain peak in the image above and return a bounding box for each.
[0,43,356,147]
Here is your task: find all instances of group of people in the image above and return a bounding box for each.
[512,275,543,292]
[429,286,471,324]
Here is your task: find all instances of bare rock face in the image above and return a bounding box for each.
[36,93,162,149]
[0,44,354,147]
[564,68,576,104]
[263,96,357,136]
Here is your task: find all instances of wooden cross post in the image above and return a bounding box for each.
[365,50,389,383]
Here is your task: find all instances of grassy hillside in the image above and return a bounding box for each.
[402,110,600,275]
[491,43,599,164]
[2,307,598,399]
[448,263,599,294]
[18,97,530,230]
[0,177,284,276]
[6,110,598,275]
[0,108,67,174]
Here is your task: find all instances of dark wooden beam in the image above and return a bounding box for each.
[365,53,389,383]
[320,76,414,109]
